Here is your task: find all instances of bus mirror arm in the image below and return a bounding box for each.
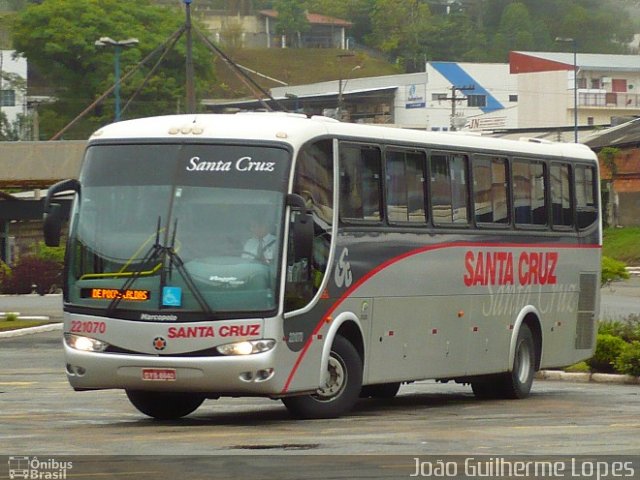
[43,179,80,247]
[286,194,313,261]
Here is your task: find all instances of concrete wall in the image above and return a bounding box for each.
[0,140,85,187]
[617,192,640,227]
[517,70,567,129]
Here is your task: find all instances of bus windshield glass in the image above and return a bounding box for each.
[67,143,290,317]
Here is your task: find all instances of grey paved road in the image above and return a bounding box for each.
[1,289,640,479]
[1,331,639,458]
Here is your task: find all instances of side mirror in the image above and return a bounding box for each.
[42,178,80,247]
[43,203,63,247]
[286,194,313,261]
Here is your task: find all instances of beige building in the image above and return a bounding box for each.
[511,51,640,130]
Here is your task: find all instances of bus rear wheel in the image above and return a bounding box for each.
[360,382,401,399]
[471,324,536,400]
[282,336,362,419]
[125,390,205,420]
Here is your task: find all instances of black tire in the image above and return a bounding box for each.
[282,336,363,419]
[502,324,536,399]
[470,380,497,399]
[360,382,401,399]
[471,324,536,400]
[126,390,205,420]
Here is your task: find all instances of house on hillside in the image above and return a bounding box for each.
[197,9,352,49]
[583,118,640,227]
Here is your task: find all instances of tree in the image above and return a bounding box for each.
[309,0,637,66]
[306,0,376,43]
[366,0,432,64]
[273,0,309,47]
[489,3,536,61]
[12,0,216,140]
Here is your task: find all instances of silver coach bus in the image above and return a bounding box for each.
[43,112,601,420]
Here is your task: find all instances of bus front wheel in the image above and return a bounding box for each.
[471,324,536,400]
[282,336,363,419]
[125,390,205,420]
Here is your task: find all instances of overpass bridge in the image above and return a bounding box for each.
[0,141,86,264]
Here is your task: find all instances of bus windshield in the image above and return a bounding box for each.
[67,143,290,317]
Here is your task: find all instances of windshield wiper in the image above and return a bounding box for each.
[163,218,213,315]
[106,217,165,316]
[106,216,213,316]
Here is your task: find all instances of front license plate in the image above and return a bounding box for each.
[141,368,177,381]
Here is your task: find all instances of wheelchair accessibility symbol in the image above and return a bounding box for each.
[162,286,182,307]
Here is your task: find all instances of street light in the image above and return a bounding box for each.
[338,65,361,121]
[555,37,578,142]
[95,36,139,122]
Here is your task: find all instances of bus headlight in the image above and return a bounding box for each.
[65,333,109,352]
[216,339,275,356]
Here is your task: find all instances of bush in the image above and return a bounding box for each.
[32,241,65,263]
[614,341,640,377]
[0,256,63,294]
[587,333,627,373]
[601,256,630,285]
[0,260,10,292]
[599,317,640,343]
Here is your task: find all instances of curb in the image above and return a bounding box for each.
[536,370,640,385]
[0,322,63,339]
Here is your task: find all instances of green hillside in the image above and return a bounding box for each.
[208,48,401,98]
[603,228,640,266]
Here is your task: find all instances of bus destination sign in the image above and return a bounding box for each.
[81,288,151,302]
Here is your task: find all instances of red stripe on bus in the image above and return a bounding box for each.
[280,241,600,393]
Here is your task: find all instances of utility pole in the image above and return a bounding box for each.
[446,84,475,131]
[184,0,196,114]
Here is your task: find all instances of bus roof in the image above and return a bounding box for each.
[89,112,597,162]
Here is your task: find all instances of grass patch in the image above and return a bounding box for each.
[0,318,56,332]
[564,361,591,373]
[210,48,401,98]
[603,227,640,265]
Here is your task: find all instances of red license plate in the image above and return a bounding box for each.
[141,368,177,381]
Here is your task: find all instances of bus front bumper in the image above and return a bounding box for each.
[63,343,285,396]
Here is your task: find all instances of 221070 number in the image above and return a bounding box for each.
[70,320,106,334]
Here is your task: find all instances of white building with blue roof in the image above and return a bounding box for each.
[267,61,517,132]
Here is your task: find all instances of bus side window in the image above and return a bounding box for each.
[575,165,598,229]
[430,152,469,225]
[286,139,334,312]
[551,163,573,229]
[472,155,509,225]
[386,149,428,224]
[513,159,547,227]
[339,144,382,222]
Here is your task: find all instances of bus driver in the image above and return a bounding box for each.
[242,215,276,263]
